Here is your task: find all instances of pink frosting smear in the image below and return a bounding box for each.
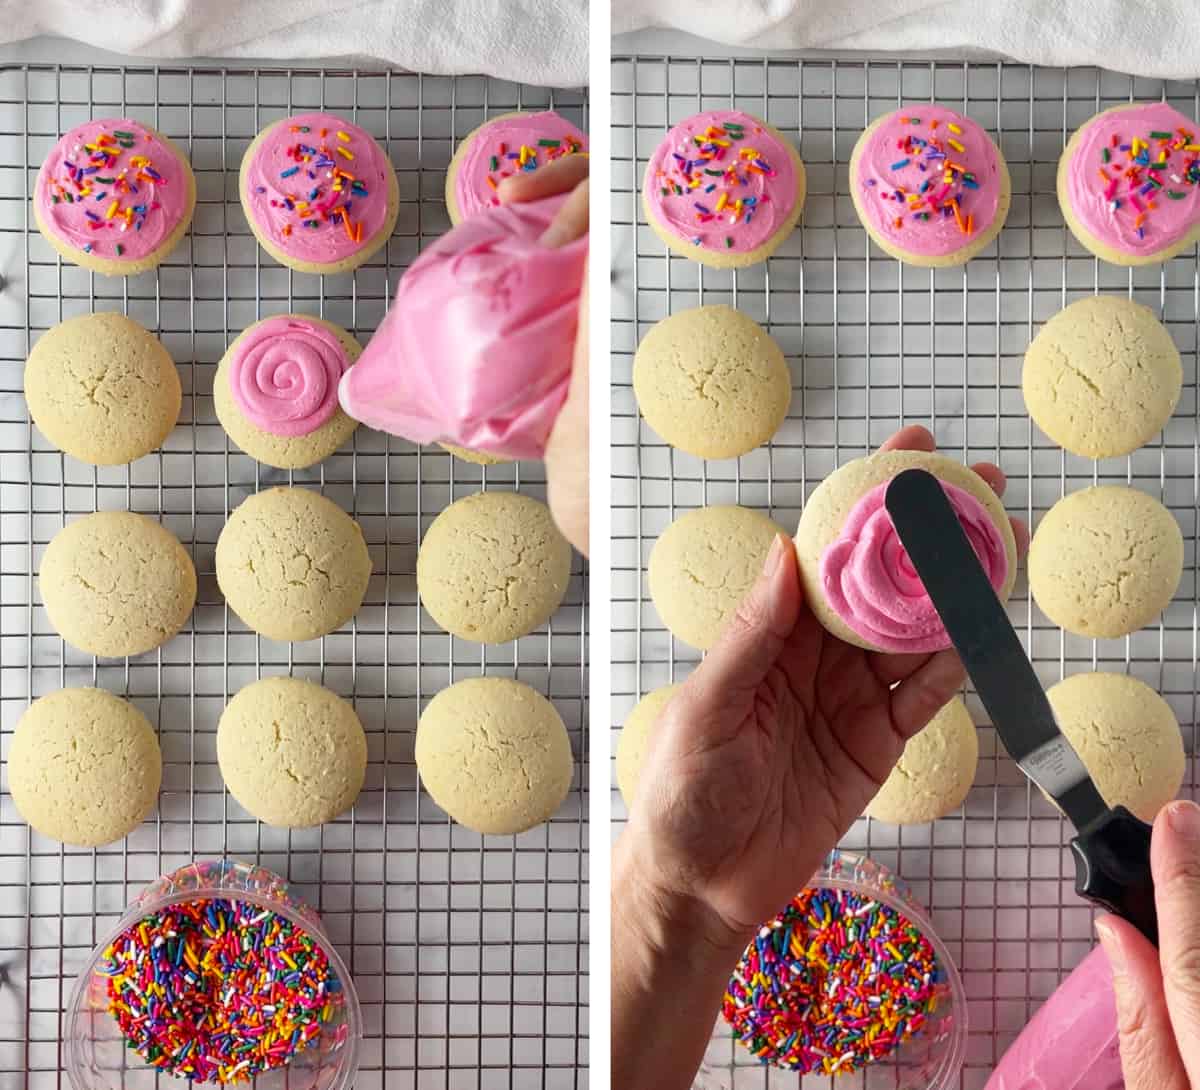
[854,106,1003,257]
[644,109,800,254]
[338,193,585,461]
[35,118,190,261]
[242,112,393,265]
[1066,102,1200,256]
[453,111,587,221]
[229,317,348,437]
[985,947,1122,1090]
[820,478,1009,653]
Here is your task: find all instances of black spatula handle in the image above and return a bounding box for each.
[1071,805,1158,946]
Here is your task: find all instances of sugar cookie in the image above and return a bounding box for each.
[615,683,681,807]
[415,677,573,834]
[445,111,587,225]
[214,315,360,469]
[865,697,978,825]
[1028,485,1182,638]
[215,487,372,642]
[34,118,195,276]
[416,491,571,643]
[239,112,399,275]
[795,450,1018,653]
[1047,672,1183,821]
[1058,103,1200,266]
[8,688,161,846]
[39,511,196,658]
[642,110,806,268]
[25,312,180,465]
[217,677,367,827]
[850,105,1010,266]
[633,305,791,459]
[648,505,785,651]
[440,443,512,466]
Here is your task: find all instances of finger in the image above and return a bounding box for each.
[544,274,589,553]
[498,153,590,204]
[1152,799,1200,1084]
[868,649,934,686]
[887,649,965,740]
[1010,517,1030,560]
[1096,914,1190,1090]
[539,178,589,247]
[970,462,1007,497]
[879,425,935,453]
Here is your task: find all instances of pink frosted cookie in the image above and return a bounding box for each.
[213,315,361,469]
[642,110,806,268]
[850,106,1010,267]
[795,450,1018,654]
[239,112,399,275]
[33,118,196,276]
[445,111,587,225]
[1058,102,1200,265]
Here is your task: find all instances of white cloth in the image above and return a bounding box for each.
[0,0,588,88]
[615,0,1200,81]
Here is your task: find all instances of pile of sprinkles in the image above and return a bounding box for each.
[100,897,345,1084]
[653,117,775,248]
[870,114,981,236]
[256,123,373,243]
[481,130,585,201]
[722,886,943,1076]
[43,125,167,257]
[1092,123,1200,240]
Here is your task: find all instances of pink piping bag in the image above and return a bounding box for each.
[984,946,1123,1090]
[338,193,585,461]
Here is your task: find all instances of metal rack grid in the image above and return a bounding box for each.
[611,56,1199,1089]
[0,63,589,1090]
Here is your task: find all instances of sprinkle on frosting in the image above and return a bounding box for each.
[229,317,348,438]
[1066,102,1200,255]
[723,886,943,1074]
[99,896,346,1084]
[36,118,189,260]
[820,478,1008,653]
[854,106,1003,258]
[644,109,800,255]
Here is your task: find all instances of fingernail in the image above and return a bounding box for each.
[1094,918,1126,974]
[1166,799,1200,841]
[762,534,787,578]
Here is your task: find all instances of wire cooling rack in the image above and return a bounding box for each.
[0,63,588,1089]
[611,56,1199,1089]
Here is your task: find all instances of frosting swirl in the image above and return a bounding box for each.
[820,479,1008,653]
[1064,103,1200,257]
[229,318,347,437]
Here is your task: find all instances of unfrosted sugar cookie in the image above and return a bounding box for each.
[217,677,367,827]
[445,111,587,225]
[25,312,181,466]
[9,688,161,847]
[1046,672,1183,822]
[795,450,1017,654]
[850,106,1010,266]
[415,676,573,834]
[1028,486,1182,638]
[615,683,681,807]
[1059,103,1200,265]
[642,110,806,268]
[239,112,399,274]
[34,118,195,275]
[1023,296,1181,458]
[214,315,360,469]
[865,697,978,825]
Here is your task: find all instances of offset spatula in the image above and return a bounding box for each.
[883,468,1158,945]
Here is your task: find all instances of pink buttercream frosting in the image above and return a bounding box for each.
[35,118,191,262]
[854,106,1003,258]
[229,317,348,438]
[820,478,1009,653]
[1065,102,1200,256]
[453,111,586,221]
[242,112,393,265]
[338,193,584,461]
[644,109,800,255]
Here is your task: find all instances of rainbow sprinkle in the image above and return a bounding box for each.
[269,129,370,243]
[722,887,942,1075]
[482,131,585,205]
[99,897,343,1084]
[1093,124,1200,239]
[872,114,980,234]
